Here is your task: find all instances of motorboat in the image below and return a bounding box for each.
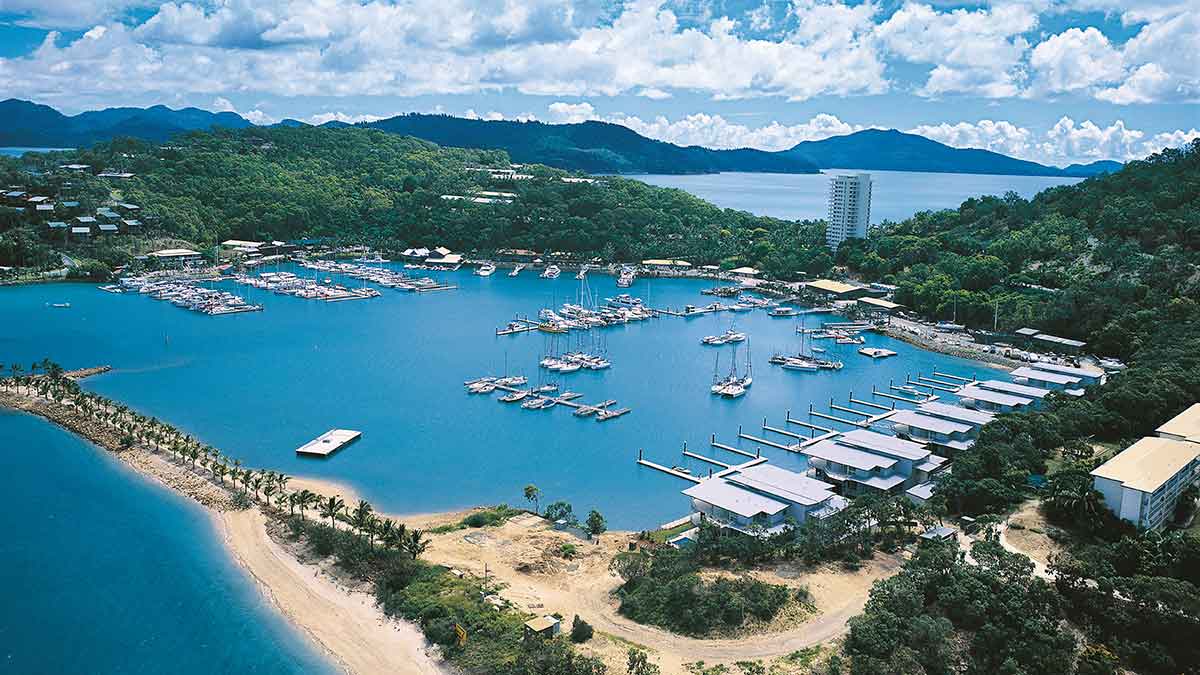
[859,347,897,358]
[768,306,799,317]
[499,390,530,403]
[540,265,561,279]
[475,262,497,276]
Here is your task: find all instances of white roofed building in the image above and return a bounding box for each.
[682,464,846,535]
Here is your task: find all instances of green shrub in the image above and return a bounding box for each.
[570,615,594,643]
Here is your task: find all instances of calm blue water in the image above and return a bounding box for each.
[634,169,1084,223]
[2,271,1000,528]
[0,409,334,674]
[0,147,73,157]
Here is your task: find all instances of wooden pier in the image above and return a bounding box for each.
[783,411,833,434]
[737,430,798,452]
[934,371,975,383]
[496,317,541,336]
[476,380,631,422]
[709,435,759,459]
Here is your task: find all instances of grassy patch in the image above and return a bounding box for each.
[644,521,693,544]
[429,504,524,534]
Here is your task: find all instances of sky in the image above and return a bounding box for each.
[0,0,1196,166]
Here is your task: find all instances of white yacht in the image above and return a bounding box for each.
[475,262,497,276]
[540,265,561,279]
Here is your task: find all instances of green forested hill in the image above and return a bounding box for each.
[839,140,1200,358]
[0,127,832,276]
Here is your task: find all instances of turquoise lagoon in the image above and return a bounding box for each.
[1,269,1001,528]
[0,409,334,673]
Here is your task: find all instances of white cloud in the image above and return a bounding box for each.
[243,108,275,125]
[211,96,236,112]
[611,111,863,150]
[546,101,597,124]
[305,111,387,125]
[908,119,1034,158]
[875,3,1036,98]
[1027,27,1124,95]
[0,0,155,29]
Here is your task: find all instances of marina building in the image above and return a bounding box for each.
[957,384,1037,413]
[801,429,948,496]
[825,173,872,250]
[683,464,847,534]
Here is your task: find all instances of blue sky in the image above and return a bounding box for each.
[0,0,1196,165]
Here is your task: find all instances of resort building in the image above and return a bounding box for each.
[804,278,872,301]
[888,409,978,453]
[1156,403,1200,444]
[1091,435,1200,531]
[1024,362,1106,387]
[147,248,202,264]
[801,429,948,496]
[683,464,847,535]
[976,379,1051,403]
[825,173,872,250]
[957,384,1037,413]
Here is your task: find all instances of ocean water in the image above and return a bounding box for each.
[0,147,73,157]
[634,169,1084,223]
[1,270,1001,529]
[0,409,334,674]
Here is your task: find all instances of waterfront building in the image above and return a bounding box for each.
[801,429,948,496]
[1024,362,1106,387]
[825,173,872,250]
[804,278,872,301]
[682,464,847,535]
[1091,435,1200,531]
[957,384,1037,412]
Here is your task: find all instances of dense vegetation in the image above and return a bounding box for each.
[838,140,1200,356]
[845,539,1076,674]
[610,547,796,637]
[0,127,831,277]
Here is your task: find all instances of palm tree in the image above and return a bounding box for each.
[377,519,398,551]
[213,463,228,485]
[402,529,430,560]
[320,495,345,530]
[187,446,200,468]
[350,499,374,539]
[297,490,316,520]
[250,474,264,501]
[524,484,542,515]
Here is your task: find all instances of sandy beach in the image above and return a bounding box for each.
[217,509,446,675]
[0,379,449,675]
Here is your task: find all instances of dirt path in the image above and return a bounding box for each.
[420,514,902,674]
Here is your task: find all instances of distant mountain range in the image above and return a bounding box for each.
[0,98,1121,177]
[0,99,251,148]
[784,128,1121,177]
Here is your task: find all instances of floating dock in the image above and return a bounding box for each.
[296,429,361,457]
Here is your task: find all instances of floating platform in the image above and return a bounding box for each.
[296,429,361,457]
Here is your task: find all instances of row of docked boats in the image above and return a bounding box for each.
[710,347,752,398]
[116,276,262,315]
[701,327,747,345]
[236,271,382,301]
[298,260,454,292]
[536,298,655,332]
[540,351,611,372]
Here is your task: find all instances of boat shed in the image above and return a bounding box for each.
[805,279,864,299]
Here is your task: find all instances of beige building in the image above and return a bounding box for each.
[1090,404,1200,530]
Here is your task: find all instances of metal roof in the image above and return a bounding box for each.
[977,379,1051,398]
[838,429,929,460]
[1091,436,1200,493]
[958,386,1034,407]
[889,409,972,435]
[1026,362,1104,379]
[802,440,897,471]
[1009,366,1081,385]
[805,279,861,295]
[726,464,837,506]
[683,478,789,518]
[916,401,995,427]
[1157,403,1200,444]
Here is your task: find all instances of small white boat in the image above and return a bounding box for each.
[509,264,525,277]
[781,357,820,371]
[475,262,497,276]
[49,302,71,308]
[836,336,865,345]
[499,390,530,403]
[768,306,799,317]
[540,265,561,279]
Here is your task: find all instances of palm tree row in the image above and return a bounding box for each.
[2,361,430,560]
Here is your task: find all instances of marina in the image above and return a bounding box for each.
[2,268,1006,528]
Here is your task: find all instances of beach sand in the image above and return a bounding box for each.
[217,509,447,675]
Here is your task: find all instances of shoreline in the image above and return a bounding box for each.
[0,376,449,675]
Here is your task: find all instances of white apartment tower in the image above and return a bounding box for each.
[826,173,872,250]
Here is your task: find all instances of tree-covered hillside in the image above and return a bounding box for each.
[839,140,1200,359]
[0,126,833,277]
